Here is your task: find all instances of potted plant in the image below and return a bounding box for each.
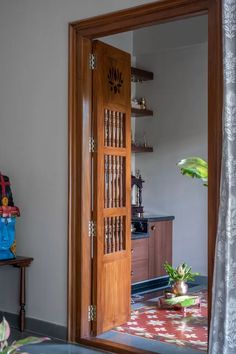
[164,262,200,295]
[0,317,49,354]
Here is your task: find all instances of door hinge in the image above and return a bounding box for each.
[88,305,96,321]
[89,137,95,153]
[89,53,96,70]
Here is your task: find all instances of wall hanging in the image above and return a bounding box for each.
[0,173,20,260]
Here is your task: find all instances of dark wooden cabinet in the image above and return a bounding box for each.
[131,219,173,283]
[148,220,172,279]
[131,238,149,283]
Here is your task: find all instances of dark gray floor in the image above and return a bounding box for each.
[9,328,112,354]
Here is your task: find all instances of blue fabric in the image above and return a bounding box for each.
[0,217,16,260]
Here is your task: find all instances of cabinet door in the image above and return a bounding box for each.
[131,238,149,283]
[148,221,172,278]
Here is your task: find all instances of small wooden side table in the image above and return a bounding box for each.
[0,256,33,332]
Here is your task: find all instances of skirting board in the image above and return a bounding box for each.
[132,275,208,295]
[0,311,67,341]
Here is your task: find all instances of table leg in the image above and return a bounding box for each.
[19,267,25,332]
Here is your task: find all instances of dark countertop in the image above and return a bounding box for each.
[131,232,150,240]
[131,214,175,240]
[132,215,175,222]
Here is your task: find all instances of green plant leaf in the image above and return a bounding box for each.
[3,336,50,354]
[0,317,10,342]
[165,295,198,307]
[164,262,200,282]
[177,157,208,186]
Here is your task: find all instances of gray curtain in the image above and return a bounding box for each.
[209,0,236,353]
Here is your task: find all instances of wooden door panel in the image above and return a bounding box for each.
[102,258,130,332]
[92,40,131,335]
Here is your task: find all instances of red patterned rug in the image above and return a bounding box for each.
[114,291,208,352]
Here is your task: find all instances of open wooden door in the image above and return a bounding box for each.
[92,40,131,335]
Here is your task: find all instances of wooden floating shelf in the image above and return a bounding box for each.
[131,67,154,82]
[131,108,153,117]
[132,145,153,153]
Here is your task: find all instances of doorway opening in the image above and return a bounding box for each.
[68,1,222,354]
[94,15,208,354]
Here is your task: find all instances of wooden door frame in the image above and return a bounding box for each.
[68,0,222,352]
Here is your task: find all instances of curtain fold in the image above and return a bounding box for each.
[209,0,236,353]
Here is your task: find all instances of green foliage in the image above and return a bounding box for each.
[177,157,208,186]
[165,295,199,307]
[0,317,49,354]
[164,262,200,283]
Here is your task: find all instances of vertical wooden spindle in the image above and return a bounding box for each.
[113,111,116,147]
[104,109,108,147]
[104,155,108,208]
[115,217,119,251]
[120,217,124,250]
[117,112,120,148]
[104,219,107,254]
[120,156,123,206]
[108,155,112,208]
[116,156,119,207]
[112,218,116,252]
[120,113,123,148]
[108,110,112,146]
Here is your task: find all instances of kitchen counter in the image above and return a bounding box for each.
[132,215,175,223]
[131,215,175,240]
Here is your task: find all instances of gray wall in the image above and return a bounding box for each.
[133,27,208,274]
[0,0,148,327]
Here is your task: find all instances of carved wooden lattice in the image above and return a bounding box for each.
[104,155,125,208]
[107,67,124,94]
[104,216,125,254]
[104,109,124,147]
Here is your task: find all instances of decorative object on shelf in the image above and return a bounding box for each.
[143,133,147,147]
[131,134,153,153]
[0,317,49,354]
[164,262,200,296]
[131,97,149,111]
[131,171,145,218]
[140,97,147,110]
[0,173,20,260]
[177,157,208,186]
[131,98,141,109]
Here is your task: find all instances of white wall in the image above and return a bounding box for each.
[0,0,149,327]
[133,35,208,274]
